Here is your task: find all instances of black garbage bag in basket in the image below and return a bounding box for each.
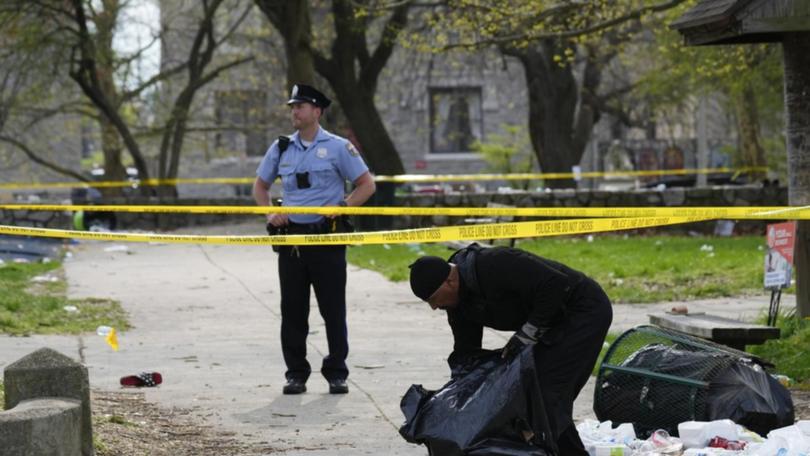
[594,325,794,438]
[399,347,555,456]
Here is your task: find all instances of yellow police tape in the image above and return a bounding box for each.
[0,216,714,246]
[0,166,769,190]
[373,167,768,183]
[2,204,808,220]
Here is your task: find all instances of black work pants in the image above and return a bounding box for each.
[534,277,613,456]
[277,245,348,382]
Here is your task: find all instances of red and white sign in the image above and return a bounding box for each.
[764,222,796,288]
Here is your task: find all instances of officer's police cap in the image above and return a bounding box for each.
[287,84,332,109]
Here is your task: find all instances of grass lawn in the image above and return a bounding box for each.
[0,260,129,336]
[348,234,768,304]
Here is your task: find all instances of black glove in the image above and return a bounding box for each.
[501,322,543,359]
[266,222,278,236]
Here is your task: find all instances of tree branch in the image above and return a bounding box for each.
[442,0,687,50]
[360,2,410,89]
[0,135,89,182]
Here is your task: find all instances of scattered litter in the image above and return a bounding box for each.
[63,305,79,313]
[700,244,714,252]
[630,429,683,454]
[383,244,391,250]
[587,235,595,243]
[678,420,739,449]
[773,374,793,387]
[13,258,30,263]
[96,325,119,351]
[120,372,162,388]
[104,245,129,253]
[708,436,746,450]
[577,419,635,455]
[31,274,59,283]
[42,257,51,264]
[272,412,296,418]
[575,420,790,455]
[670,305,689,314]
[354,364,385,370]
[714,220,735,237]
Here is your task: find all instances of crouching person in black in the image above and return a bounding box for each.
[408,244,612,455]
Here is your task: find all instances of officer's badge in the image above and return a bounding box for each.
[317,147,328,158]
[291,85,298,97]
[346,142,360,156]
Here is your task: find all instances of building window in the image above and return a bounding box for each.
[429,87,483,154]
[80,123,96,159]
[214,90,267,156]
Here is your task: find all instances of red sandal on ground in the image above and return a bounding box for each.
[120,372,162,387]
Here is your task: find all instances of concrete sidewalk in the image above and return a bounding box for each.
[0,223,794,455]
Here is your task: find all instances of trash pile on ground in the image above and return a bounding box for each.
[577,418,810,455]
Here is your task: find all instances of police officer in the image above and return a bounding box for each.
[253,84,376,395]
[408,244,612,455]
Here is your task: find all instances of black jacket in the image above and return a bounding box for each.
[447,244,585,356]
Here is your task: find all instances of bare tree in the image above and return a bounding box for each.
[1,0,254,196]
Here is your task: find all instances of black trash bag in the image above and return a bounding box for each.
[596,343,794,437]
[707,360,794,436]
[399,347,555,456]
[596,344,736,435]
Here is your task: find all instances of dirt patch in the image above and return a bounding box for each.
[791,388,810,420]
[92,390,276,455]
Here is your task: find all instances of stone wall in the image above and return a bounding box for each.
[0,185,788,233]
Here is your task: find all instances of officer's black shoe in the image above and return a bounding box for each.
[283,379,307,395]
[328,379,349,394]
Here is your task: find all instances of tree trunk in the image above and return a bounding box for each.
[733,83,767,181]
[254,0,316,87]
[511,40,600,189]
[783,33,810,318]
[283,0,315,88]
[330,82,404,175]
[94,0,127,196]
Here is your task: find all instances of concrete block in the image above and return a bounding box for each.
[4,348,93,456]
[0,398,82,456]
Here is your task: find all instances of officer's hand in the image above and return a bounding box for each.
[501,322,541,359]
[326,201,347,220]
[267,213,288,227]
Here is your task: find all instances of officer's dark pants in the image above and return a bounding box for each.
[533,277,612,456]
[277,244,349,382]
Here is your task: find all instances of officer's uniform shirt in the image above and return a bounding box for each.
[256,127,369,224]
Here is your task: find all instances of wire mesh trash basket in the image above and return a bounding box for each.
[593,325,793,437]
